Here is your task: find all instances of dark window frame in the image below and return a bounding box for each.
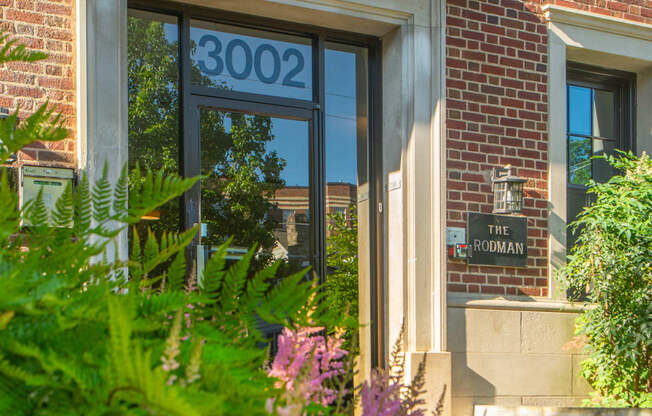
[566,62,636,188]
[127,0,385,367]
[565,62,636,254]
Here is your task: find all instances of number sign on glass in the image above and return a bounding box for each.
[190,20,312,100]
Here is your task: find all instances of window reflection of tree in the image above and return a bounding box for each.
[128,14,287,270]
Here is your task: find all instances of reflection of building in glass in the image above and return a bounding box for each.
[268,183,357,262]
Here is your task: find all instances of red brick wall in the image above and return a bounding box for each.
[0,0,75,168]
[445,0,550,297]
[445,0,651,297]
[544,0,652,24]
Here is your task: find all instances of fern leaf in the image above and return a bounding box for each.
[127,168,199,224]
[220,246,256,314]
[200,238,231,293]
[167,252,186,292]
[257,267,313,325]
[52,181,74,227]
[92,162,112,223]
[0,374,33,415]
[112,165,128,219]
[0,31,47,64]
[26,187,49,227]
[0,170,19,240]
[142,228,159,276]
[0,104,67,161]
[74,173,92,236]
[107,295,136,385]
[243,260,279,310]
[141,226,197,277]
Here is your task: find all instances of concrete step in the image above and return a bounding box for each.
[474,405,652,416]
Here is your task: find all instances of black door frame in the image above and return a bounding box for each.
[128,0,386,368]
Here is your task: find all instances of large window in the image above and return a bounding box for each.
[127,3,381,361]
[566,64,635,250]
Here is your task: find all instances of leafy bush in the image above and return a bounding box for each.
[0,33,318,415]
[561,151,652,407]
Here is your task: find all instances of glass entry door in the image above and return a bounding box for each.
[127,3,382,365]
[195,105,313,277]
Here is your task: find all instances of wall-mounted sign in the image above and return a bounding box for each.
[20,165,74,227]
[467,212,527,267]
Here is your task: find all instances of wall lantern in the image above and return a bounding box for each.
[491,165,526,214]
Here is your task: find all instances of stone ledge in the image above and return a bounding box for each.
[474,405,652,416]
[448,294,587,313]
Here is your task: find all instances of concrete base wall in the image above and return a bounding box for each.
[447,305,590,416]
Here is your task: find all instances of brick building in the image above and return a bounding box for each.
[1,0,650,414]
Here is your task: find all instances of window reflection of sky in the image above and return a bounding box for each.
[568,85,591,136]
[325,48,359,186]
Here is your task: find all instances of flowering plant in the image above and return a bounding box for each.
[267,323,446,416]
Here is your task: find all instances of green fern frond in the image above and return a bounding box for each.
[142,229,159,275]
[107,295,136,385]
[167,252,186,292]
[74,173,92,236]
[0,104,67,162]
[92,162,112,223]
[27,188,49,227]
[138,291,198,317]
[113,165,128,219]
[0,31,47,64]
[200,238,230,293]
[0,374,33,416]
[131,344,199,416]
[257,267,313,325]
[127,168,199,224]
[220,246,256,313]
[129,227,143,282]
[52,181,74,228]
[0,354,51,387]
[0,170,19,240]
[244,260,279,310]
[141,226,197,277]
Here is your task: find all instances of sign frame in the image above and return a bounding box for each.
[466,212,528,267]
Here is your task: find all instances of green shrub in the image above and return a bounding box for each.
[561,151,652,407]
[0,32,319,415]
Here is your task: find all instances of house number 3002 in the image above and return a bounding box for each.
[197,34,305,88]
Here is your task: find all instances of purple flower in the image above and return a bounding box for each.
[360,369,402,416]
[268,327,348,407]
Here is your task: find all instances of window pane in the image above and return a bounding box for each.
[593,89,616,139]
[568,85,591,136]
[190,20,312,100]
[568,135,591,186]
[199,109,310,272]
[128,10,180,234]
[592,138,617,183]
[324,42,369,325]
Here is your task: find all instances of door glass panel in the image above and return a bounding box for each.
[324,42,369,327]
[568,85,591,136]
[128,9,180,234]
[190,20,312,100]
[199,108,310,272]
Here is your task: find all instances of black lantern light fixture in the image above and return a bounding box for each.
[491,165,526,214]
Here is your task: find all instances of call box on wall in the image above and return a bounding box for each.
[20,165,75,226]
